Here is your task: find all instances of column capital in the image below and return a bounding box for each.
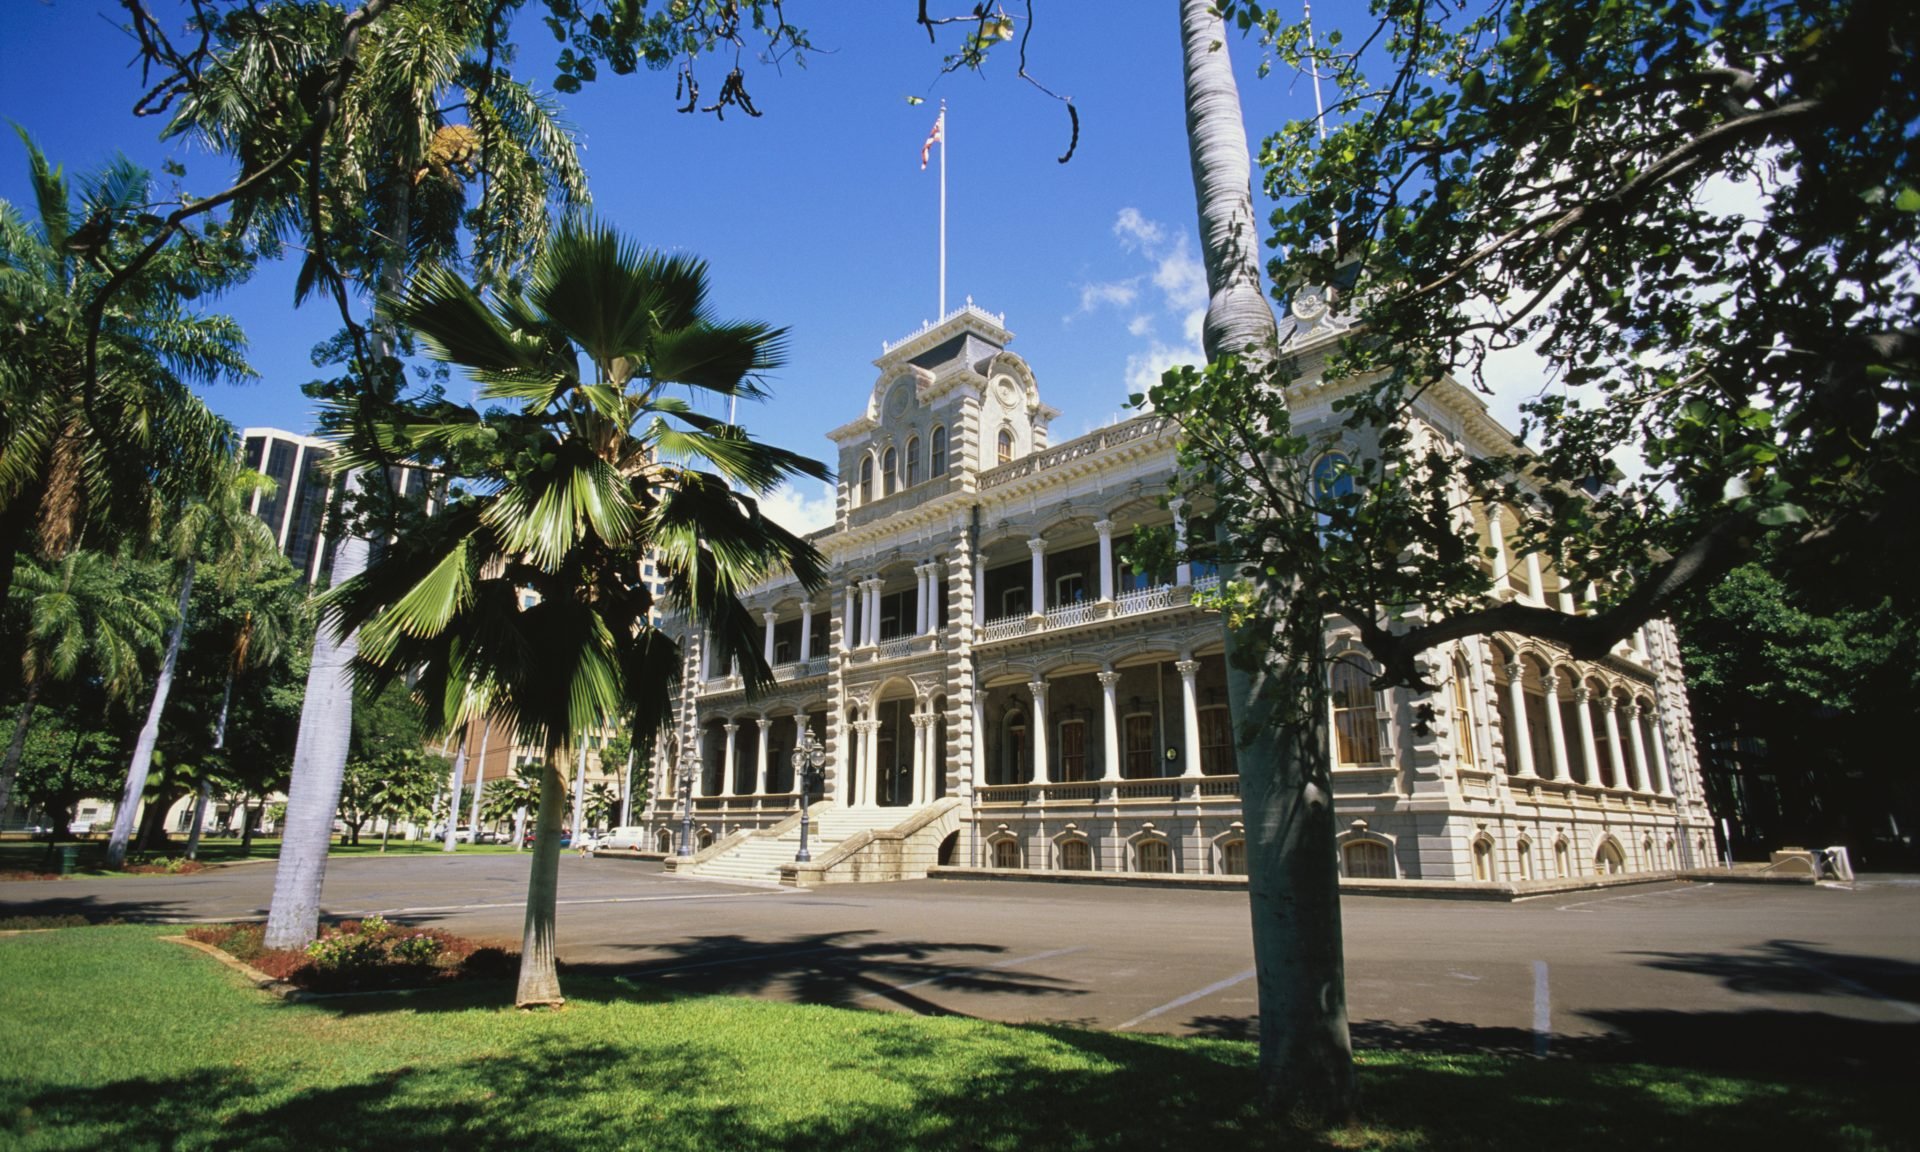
[1028,678,1049,700]
[1168,496,1187,514]
[1175,658,1201,680]
[1096,670,1122,689]
[1093,519,1114,535]
[798,599,812,613]
[1572,686,1592,703]
[1027,537,1047,555]
[723,721,739,734]
[762,608,778,623]
[1504,661,1526,685]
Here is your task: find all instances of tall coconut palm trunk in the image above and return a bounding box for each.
[185,777,213,859]
[0,682,44,826]
[1178,0,1355,1121]
[518,738,571,1007]
[107,560,196,867]
[442,731,468,851]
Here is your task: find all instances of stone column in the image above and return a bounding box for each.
[1028,679,1050,784]
[1170,498,1192,586]
[910,712,929,806]
[842,584,856,653]
[720,722,738,799]
[753,717,770,794]
[974,555,988,623]
[1541,669,1573,782]
[1503,662,1537,777]
[762,610,777,665]
[1098,669,1123,782]
[1027,538,1047,618]
[912,565,927,635]
[1095,520,1115,603]
[1176,659,1204,778]
[1557,585,1577,614]
[1649,708,1675,796]
[1625,703,1652,792]
[1601,697,1629,789]
[798,601,813,662]
[863,715,881,808]
[1524,552,1545,604]
[701,628,713,680]
[1487,506,1511,589]
[1572,686,1602,786]
[867,578,883,645]
[971,690,988,791]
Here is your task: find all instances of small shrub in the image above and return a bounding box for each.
[0,914,94,930]
[389,933,443,965]
[187,919,512,992]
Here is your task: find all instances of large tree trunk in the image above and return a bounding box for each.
[517,738,570,1007]
[263,171,411,948]
[108,560,194,867]
[185,777,212,859]
[618,748,635,827]
[443,728,468,852]
[1179,0,1355,1122]
[0,682,44,826]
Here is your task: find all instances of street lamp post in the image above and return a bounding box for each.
[677,757,696,857]
[792,729,826,864]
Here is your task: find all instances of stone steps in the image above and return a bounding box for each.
[680,804,922,882]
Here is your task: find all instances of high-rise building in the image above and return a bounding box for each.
[240,427,437,584]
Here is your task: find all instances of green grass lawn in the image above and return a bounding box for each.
[0,838,526,877]
[0,926,1906,1151]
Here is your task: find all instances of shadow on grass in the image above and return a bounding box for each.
[7,992,1909,1152]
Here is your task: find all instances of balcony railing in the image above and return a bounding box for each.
[974,776,1241,806]
[1114,584,1174,617]
[774,656,828,681]
[978,414,1173,491]
[1044,601,1098,629]
[979,613,1033,643]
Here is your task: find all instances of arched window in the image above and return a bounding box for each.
[1472,837,1496,881]
[905,436,922,487]
[992,838,1021,869]
[1554,838,1570,878]
[656,828,674,853]
[1219,840,1247,876]
[1345,840,1393,879]
[697,827,715,850]
[1516,839,1533,880]
[858,456,873,504]
[882,446,898,496]
[1330,658,1382,766]
[930,426,948,477]
[1595,839,1625,875]
[1001,710,1028,786]
[1135,839,1173,873]
[1058,840,1092,871]
[1311,452,1355,540]
[1450,653,1479,768]
[997,426,1015,464]
[1058,717,1088,781]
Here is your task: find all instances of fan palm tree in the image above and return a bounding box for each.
[183,0,592,951]
[0,135,251,604]
[582,781,619,833]
[106,458,280,867]
[0,551,169,821]
[325,218,827,1006]
[479,774,530,839]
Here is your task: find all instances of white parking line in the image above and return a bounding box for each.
[850,945,1087,1002]
[1532,960,1551,1056]
[1554,883,1716,913]
[1117,967,1257,1030]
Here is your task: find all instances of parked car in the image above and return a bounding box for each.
[522,829,572,849]
[592,827,650,856]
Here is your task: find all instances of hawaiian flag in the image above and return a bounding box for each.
[920,109,945,170]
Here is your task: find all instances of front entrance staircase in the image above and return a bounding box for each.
[665,798,964,886]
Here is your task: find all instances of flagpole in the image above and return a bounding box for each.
[938,102,947,318]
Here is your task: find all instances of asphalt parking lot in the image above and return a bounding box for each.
[7,855,1917,1070]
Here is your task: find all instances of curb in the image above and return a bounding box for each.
[162,935,310,1001]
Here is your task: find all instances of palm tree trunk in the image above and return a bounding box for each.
[0,681,44,826]
[263,165,412,948]
[185,776,212,859]
[618,748,635,827]
[1181,0,1278,364]
[108,559,195,867]
[1179,0,1354,1121]
[569,732,587,837]
[238,789,255,854]
[517,738,570,1007]
[443,728,469,851]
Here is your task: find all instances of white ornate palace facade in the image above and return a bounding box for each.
[644,304,1717,886]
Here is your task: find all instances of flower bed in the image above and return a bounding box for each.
[185,915,516,993]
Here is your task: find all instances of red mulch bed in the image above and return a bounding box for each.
[185,919,517,993]
[122,859,210,875]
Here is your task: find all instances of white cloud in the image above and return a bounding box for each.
[757,479,837,536]
[1125,335,1206,400]
[1153,244,1209,313]
[1113,207,1165,253]
[1076,278,1141,313]
[1127,314,1154,337]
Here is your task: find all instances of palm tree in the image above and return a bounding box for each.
[0,551,169,822]
[1178,0,1353,1118]
[582,781,619,833]
[106,458,279,867]
[479,775,529,840]
[0,135,251,604]
[325,218,827,1005]
[179,1,591,951]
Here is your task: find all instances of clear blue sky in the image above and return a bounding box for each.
[1,2,1371,529]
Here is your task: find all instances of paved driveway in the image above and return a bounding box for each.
[6,856,1916,1071]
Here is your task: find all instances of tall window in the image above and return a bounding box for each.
[1058,840,1092,871]
[882,447,898,496]
[1522,658,1556,778]
[1219,840,1247,876]
[1554,839,1570,878]
[1058,718,1087,781]
[1199,705,1235,774]
[1124,713,1156,777]
[992,839,1021,868]
[905,436,922,486]
[1003,712,1027,785]
[1330,658,1383,766]
[930,426,948,477]
[1472,838,1495,881]
[1450,653,1478,768]
[997,426,1015,464]
[1516,839,1533,880]
[859,456,873,504]
[1135,839,1172,873]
